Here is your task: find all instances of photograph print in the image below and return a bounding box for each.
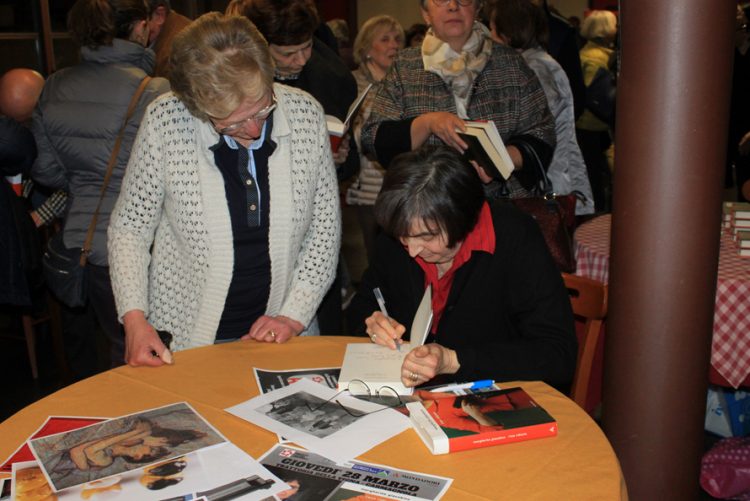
[29,402,225,491]
[257,392,358,439]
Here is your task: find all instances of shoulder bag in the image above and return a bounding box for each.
[43,77,152,307]
[505,142,577,273]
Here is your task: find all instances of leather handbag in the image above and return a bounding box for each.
[506,143,577,273]
[42,77,151,307]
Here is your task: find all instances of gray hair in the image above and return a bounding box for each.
[353,15,404,66]
[580,10,617,42]
[169,13,274,121]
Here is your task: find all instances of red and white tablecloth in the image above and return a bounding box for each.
[574,214,750,388]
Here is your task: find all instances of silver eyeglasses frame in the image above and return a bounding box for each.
[305,379,403,418]
[213,94,277,135]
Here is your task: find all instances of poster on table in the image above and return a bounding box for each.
[12,443,288,500]
[226,379,411,464]
[259,444,453,501]
[1,415,107,474]
[28,402,226,492]
[253,366,340,393]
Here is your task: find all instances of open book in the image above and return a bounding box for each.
[326,83,373,151]
[456,120,514,181]
[338,285,433,395]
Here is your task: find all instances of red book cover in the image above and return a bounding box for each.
[0,416,106,473]
[406,387,557,454]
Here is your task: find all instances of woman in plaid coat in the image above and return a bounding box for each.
[361,0,555,198]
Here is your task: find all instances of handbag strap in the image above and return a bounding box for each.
[518,141,554,196]
[79,76,151,266]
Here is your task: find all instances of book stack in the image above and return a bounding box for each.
[724,202,750,257]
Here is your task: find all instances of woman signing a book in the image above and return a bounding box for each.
[346,145,577,390]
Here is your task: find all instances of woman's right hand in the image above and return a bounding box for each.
[123,310,169,367]
[412,112,468,152]
[365,311,406,350]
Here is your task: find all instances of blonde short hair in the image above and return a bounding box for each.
[169,13,274,121]
[353,15,405,67]
[580,10,617,43]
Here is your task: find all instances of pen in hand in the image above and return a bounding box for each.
[373,287,400,351]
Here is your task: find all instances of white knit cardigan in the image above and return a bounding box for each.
[108,84,341,350]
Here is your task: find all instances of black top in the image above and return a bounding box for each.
[278,38,360,182]
[211,119,276,340]
[346,202,577,391]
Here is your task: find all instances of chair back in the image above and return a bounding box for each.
[561,273,608,409]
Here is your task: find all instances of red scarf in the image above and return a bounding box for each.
[415,202,495,334]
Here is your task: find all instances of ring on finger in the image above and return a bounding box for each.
[370,333,377,342]
[409,371,419,382]
[268,330,276,340]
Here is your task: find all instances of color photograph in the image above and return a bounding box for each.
[28,403,225,491]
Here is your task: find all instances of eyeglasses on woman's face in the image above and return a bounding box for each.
[305,379,403,417]
[431,0,475,7]
[212,94,277,136]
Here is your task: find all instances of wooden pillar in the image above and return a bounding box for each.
[601,1,736,499]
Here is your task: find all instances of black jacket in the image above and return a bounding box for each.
[347,202,577,390]
[1,117,38,306]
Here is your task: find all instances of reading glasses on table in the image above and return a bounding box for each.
[305,379,403,418]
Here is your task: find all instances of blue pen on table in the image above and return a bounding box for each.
[429,380,495,393]
[373,287,400,351]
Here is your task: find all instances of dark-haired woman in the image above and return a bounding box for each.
[31,0,169,370]
[346,145,576,390]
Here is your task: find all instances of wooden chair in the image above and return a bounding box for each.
[561,273,609,410]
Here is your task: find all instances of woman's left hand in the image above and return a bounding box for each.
[242,315,304,344]
[401,343,460,387]
[332,135,351,164]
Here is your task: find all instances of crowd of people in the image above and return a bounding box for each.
[3,0,674,392]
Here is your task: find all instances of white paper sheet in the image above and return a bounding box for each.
[225,379,411,464]
[12,444,288,500]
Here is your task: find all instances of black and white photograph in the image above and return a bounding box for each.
[258,392,358,439]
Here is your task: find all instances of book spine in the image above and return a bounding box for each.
[406,402,449,455]
[447,422,558,453]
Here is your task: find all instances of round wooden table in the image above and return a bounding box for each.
[0,336,627,500]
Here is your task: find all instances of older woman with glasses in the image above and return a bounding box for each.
[108,13,341,366]
[362,0,555,198]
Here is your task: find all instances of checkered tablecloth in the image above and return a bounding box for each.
[574,214,750,388]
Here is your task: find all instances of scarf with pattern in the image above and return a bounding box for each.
[421,21,493,118]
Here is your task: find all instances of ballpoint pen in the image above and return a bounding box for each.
[373,287,400,351]
[429,380,495,393]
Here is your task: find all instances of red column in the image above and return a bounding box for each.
[601,1,736,498]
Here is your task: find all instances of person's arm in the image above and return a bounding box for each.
[274,102,342,332]
[30,100,69,191]
[0,117,36,178]
[361,59,413,167]
[108,101,167,367]
[30,190,67,227]
[452,216,577,389]
[504,57,557,189]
